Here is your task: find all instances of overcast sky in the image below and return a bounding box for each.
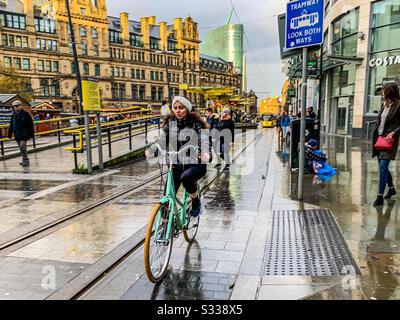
[105,0,287,100]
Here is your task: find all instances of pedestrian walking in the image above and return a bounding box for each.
[281,111,292,142]
[7,100,34,166]
[205,107,219,163]
[161,100,171,116]
[276,111,283,139]
[215,107,234,171]
[372,82,400,207]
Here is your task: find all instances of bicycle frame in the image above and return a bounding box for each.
[154,170,191,245]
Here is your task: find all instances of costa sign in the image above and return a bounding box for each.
[369,55,400,67]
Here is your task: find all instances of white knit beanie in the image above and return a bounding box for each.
[172,96,192,112]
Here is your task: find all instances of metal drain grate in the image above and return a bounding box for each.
[264,209,361,276]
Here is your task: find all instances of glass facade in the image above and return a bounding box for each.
[367,0,400,113]
[200,24,243,74]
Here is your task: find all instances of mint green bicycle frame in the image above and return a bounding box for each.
[152,144,200,244]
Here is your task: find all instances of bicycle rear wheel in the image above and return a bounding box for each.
[144,203,174,283]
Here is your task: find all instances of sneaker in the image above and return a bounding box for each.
[190,197,202,217]
[214,163,222,168]
[384,188,397,200]
[21,162,29,167]
[223,165,230,171]
[374,195,384,207]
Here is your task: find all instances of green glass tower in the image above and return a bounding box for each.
[200,24,244,75]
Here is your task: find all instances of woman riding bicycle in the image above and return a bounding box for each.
[145,96,211,217]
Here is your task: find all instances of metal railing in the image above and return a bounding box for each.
[64,114,163,171]
[0,109,151,157]
[365,120,377,140]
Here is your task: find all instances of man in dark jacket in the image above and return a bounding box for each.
[8,100,34,166]
[215,107,235,171]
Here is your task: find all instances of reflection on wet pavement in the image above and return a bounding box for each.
[273,134,400,299]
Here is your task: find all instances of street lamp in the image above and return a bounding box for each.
[155,47,173,106]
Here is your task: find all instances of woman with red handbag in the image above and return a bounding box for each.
[372,83,400,206]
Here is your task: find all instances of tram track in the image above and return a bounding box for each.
[69,130,265,300]
[0,128,263,300]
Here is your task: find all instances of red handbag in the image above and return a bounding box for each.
[374,136,394,150]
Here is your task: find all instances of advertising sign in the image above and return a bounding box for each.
[82,80,101,112]
[286,0,324,50]
[0,105,13,125]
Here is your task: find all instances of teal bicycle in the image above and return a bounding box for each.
[144,143,201,283]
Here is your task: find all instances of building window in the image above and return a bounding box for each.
[158,87,163,101]
[130,34,143,47]
[121,67,125,78]
[23,58,30,70]
[1,12,26,29]
[150,37,160,50]
[34,17,56,33]
[93,45,99,56]
[81,27,87,37]
[13,58,21,70]
[130,68,135,79]
[150,71,154,81]
[367,0,400,114]
[95,64,101,76]
[139,85,146,100]
[53,61,59,73]
[4,56,11,68]
[331,9,359,57]
[131,85,138,99]
[2,34,7,46]
[23,36,28,48]
[112,83,118,100]
[141,70,145,79]
[8,34,14,46]
[119,84,126,100]
[151,86,157,101]
[110,66,114,77]
[71,62,76,74]
[46,60,51,72]
[92,28,98,39]
[16,36,22,48]
[109,30,122,44]
[38,60,44,71]
[40,79,49,96]
[51,80,60,97]
[83,63,89,75]
[82,43,88,56]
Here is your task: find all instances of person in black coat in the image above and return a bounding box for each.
[8,100,34,166]
[215,107,235,171]
[205,107,219,163]
[372,83,400,206]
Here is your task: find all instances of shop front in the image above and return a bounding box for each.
[366,0,400,116]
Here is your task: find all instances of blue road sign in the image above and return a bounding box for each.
[286,0,324,50]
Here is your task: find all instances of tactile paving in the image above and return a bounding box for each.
[264,209,361,276]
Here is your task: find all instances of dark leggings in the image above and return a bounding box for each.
[172,164,207,195]
[378,159,394,195]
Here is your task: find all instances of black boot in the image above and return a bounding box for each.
[384,188,397,200]
[374,195,384,207]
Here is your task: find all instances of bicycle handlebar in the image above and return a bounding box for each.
[151,143,200,157]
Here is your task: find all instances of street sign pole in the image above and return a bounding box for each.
[96,112,103,170]
[298,47,308,200]
[285,0,324,201]
[84,112,93,174]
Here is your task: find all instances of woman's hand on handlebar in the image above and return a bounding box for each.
[201,153,211,163]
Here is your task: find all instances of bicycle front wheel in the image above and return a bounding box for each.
[144,203,174,283]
